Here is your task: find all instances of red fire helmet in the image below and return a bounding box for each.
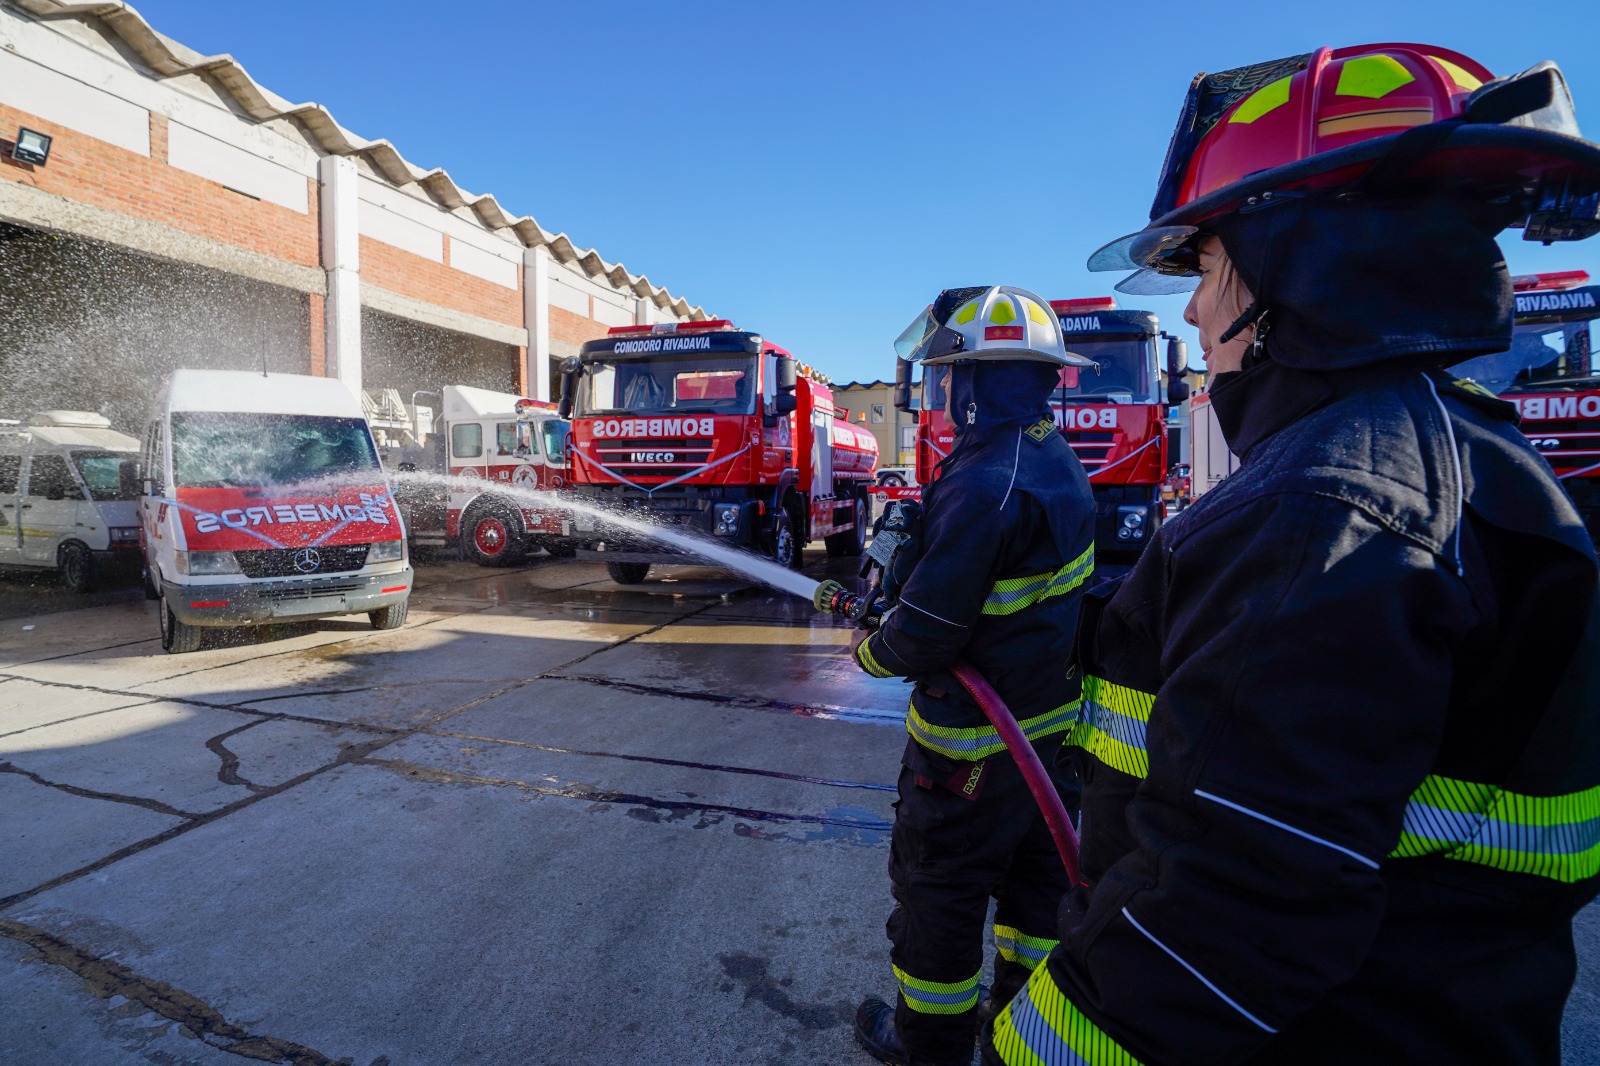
[1091,44,1600,294]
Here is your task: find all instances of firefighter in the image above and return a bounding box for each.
[842,285,1097,1066]
[986,45,1600,1064]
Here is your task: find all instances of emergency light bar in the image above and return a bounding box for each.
[1512,270,1591,292]
[1050,297,1118,314]
[606,319,736,337]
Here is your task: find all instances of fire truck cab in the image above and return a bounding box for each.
[560,320,877,583]
[373,385,575,567]
[1455,270,1600,544]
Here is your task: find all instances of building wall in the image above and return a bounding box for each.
[833,380,916,468]
[0,1,703,418]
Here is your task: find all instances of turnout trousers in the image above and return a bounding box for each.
[888,736,1077,1066]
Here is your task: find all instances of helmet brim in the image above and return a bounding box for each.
[921,347,1097,368]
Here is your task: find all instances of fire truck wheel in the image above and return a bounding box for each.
[463,504,527,568]
[369,599,409,630]
[825,496,867,558]
[771,512,802,571]
[606,562,650,584]
[59,542,97,594]
[158,593,204,654]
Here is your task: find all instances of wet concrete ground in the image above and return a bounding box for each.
[0,551,1597,1064]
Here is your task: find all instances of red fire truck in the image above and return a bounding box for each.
[558,320,878,583]
[892,297,1188,561]
[1455,270,1600,544]
[374,385,576,566]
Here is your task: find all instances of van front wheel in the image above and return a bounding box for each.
[60,542,96,594]
[369,599,409,630]
[158,594,204,654]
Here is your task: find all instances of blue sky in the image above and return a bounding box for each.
[135,0,1600,382]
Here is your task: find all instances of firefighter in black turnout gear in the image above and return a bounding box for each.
[986,45,1600,1065]
[846,286,1096,1066]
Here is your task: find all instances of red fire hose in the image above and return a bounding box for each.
[949,660,1084,886]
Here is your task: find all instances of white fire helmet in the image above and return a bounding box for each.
[894,285,1095,367]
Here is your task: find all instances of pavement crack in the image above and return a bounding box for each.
[0,762,198,820]
[555,673,905,725]
[356,756,892,836]
[204,720,273,793]
[0,918,351,1064]
[424,727,895,792]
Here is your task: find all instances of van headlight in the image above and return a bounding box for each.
[175,550,240,575]
[108,527,140,543]
[714,503,742,536]
[369,539,406,562]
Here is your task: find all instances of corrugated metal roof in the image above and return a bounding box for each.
[11,0,711,320]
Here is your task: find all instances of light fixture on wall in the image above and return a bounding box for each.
[11,127,51,166]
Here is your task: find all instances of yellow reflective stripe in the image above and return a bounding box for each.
[894,964,980,1014]
[955,299,981,325]
[1229,76,1292,124]
[1025,299,1051,326]
[984,545,1094,616]
[855,637,895,678]
[990,300,1017,326]
[995,924,1058,970]
[993,961,1143,1065]
[1336,53,1416,98]
[1390,774,1600,883]
[1065,675,1153,779]
[907,699,1079,761]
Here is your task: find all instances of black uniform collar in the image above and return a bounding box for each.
[1207,360,1336,459]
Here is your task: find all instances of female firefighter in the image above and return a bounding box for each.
[840,285,1097,1066]
[986,44,1600,1065]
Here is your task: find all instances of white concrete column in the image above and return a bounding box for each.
[524,245,551,401]
[634,295,650,327]
[319,155,362,392]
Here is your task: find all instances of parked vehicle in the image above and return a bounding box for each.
[559,319,878,583]
[0,411,141,592]
[133,370,413,652]
[875,466,915,488]
[370,385,576,566]
[1454,270,1600,545]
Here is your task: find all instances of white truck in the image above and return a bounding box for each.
[135,370,413,653]
[1187,389,1241,500]
[0,411,142,592]
[370,384,576,566]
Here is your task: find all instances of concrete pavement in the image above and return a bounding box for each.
[2,553,1598,1064]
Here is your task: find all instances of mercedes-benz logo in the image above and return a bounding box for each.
[293,548,322,573]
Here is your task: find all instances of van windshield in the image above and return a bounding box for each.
[171,413,380,489]
[72,451,138,500]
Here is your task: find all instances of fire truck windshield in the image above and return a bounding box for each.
[171,413,380,488]
[1455,314,1600,395]
[576,355,758,417]
[1055,337,1159,403]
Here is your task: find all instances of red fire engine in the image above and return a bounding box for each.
[1455,270,1600,544]
[558,320,878,583]
[892,297,1188,561]
[375,385,576,566]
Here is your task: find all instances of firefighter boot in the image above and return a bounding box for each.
[854,997,911,1066]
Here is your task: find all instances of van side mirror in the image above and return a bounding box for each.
[893,358,913,412]
[119,459,142,498]
[557,356,581,419]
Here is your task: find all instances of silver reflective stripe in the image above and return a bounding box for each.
[1120,907,1278,1034]
[1402,802,1600,857]
[1194,789,1380,870]
[1081,697,1148,753]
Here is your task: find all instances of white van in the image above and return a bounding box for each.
[137,370,413,653]
[0,411,142,592]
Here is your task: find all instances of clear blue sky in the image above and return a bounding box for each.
[135,0,1600,382]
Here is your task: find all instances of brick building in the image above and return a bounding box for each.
[0,0,707,430]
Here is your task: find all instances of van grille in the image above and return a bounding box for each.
[234,545,369,578]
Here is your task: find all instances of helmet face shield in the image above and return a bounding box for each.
[894,307,970,363]
[1088,225,1203,275]
[1114,269,1202,296]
